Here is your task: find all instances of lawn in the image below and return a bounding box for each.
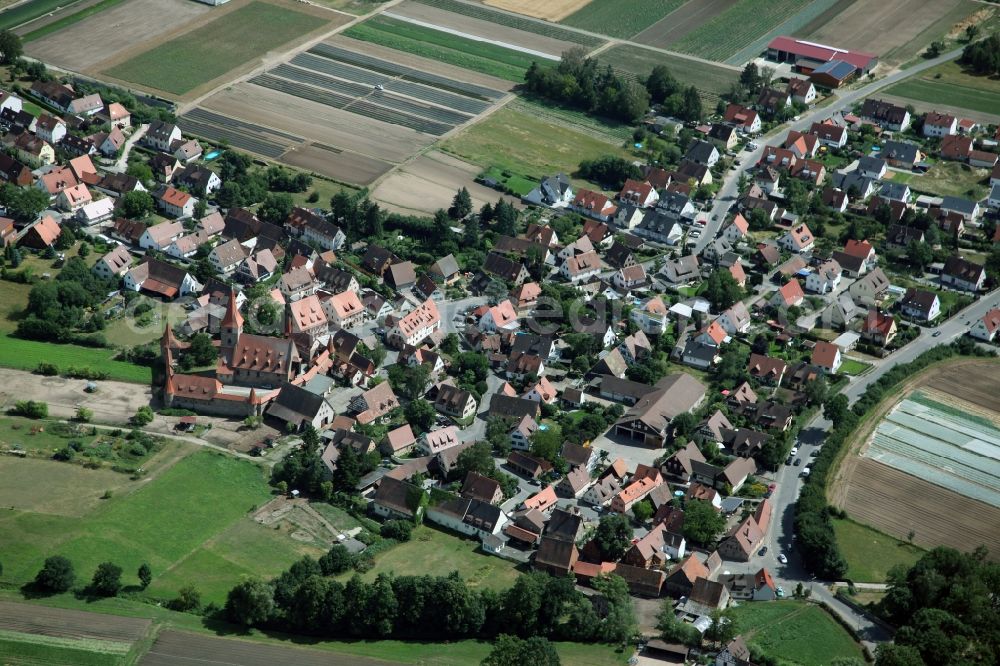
[729,600,866,665]
[832,518,925,582]
[343,15,536,82]
[601,43,740,104]
[0,333,152,383]
[0,450,281,600]
[885,61,1000,118]
[102,1,328,95]
[906,160,990,200]
[441,103,634,181]
[511,97,635,144]
[22,0,128,42]
[560,0,686,39]
[337,524,524,591]
[483,165,537,196]
[670,0,812,61]
[838,359,871,376]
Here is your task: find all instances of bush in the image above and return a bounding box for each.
[90,561,123,597]
[380,520,413,542]
[130,405,154,427]
[318,544,355,575]
[34,555,75,593]
[34,362,58,376]
[11,400,47,419]
[168,584,202,612]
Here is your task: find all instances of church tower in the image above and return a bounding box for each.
[221,289,243,349]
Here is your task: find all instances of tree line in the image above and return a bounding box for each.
[223,556,636,644]
[960,31,1000,76]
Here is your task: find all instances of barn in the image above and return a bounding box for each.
[766,36,877,74]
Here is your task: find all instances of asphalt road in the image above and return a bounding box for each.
[696,45,969,255]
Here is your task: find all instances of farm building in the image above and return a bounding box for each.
[766,37,877,74]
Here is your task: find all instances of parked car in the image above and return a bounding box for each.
[933,331,942,337]
[790,446,798,455]
[778,553,787,564]
[785,455,794,465]
[793,458,801,466]
[758,546,768,556]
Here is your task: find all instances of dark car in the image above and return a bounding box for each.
[758,546,768,556]
[786,456,794,465]
[793,458,801,466]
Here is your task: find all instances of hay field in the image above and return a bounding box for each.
[483,0,591,22]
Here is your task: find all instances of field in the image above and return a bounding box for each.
[560,0,687,39]
[832,518,924,582]
[0,450,311,602]
[668,0,812,62]
[805,0,975,66]
[830,359,1000,559]
[0,0,85,31]
[389,0,581,58]
[633,0,736,49]
[441,102,633,182]
[343,15,540,82]
[0,334,152,383]
[601,43,740,105]
[729,600,866,664]
[901,159,992,199]
[883,60,1000,120]
[25,0,211,73]
[372,149,522,216]
[413,0,603,48]
[337,524,523,591]
[21,0,128,42]
[102,1,331,96]
[484,0,590,22]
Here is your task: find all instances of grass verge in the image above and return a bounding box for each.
[832,518,924,582]
[343,15,536,82]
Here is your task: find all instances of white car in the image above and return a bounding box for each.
[778,553,787,564]
[790,446,798,456]
[801,467,811,477]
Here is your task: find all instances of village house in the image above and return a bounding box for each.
[805,259,841,294]
[153,186,196,218]
[899,288,940,322]
[923,111,957,137]
[388,298,441,348]
[862,309,897,347]
[849,268,890,306]
[941,256,985,292]
[778,224,814,253]
[970,308,1000,342]
[770,279,805,309]
[434,384,477,421]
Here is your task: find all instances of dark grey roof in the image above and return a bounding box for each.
[858,155,886,172]
[684,140,718,165]
[941,196,977,215]
[883,140,920,164]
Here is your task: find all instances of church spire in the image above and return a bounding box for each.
[221,288,243,349]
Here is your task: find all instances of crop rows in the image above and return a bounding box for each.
[177,115,289,159]
[250,73,354,109]
[292,52,490,114]
[413,0,603,48]
[671,0,812,62]
[369,90,471,125]
[273,63,372,98]
[346,98,453,135]
[0,0,81,31]
[311,43,504,100]
[560,0,686,40]
[183,108,304,142]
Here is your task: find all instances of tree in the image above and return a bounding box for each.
[387,362,431,401]
[874,643,925,666]
[258,192,294,226]
[119,191,155,219]
[319,544,354,575]
[138,563,152,589]
[449,187,473,219]
[682,500,726,546]
[186,332,216,366]
[594,513,632,561]
[632,498,653,523]
[804,375,829,406]
[75,407,93,423]
[823,394,850,423]
[577,155,642,190]
[926,40,945,58]
[404,399,436,433]
[90,561,123,597]
[126,161,153,183]
[332,444,362,492]
[646,65,679,104]
[13,400,48,419]
[965,24,979,42]
[131,405,154,427]
[482,634,561,666]
[493,199,517,236]
[0,30,22,64]
[455,442,496,480]
[529,423,562,463]
[35,555,75,593]
[739,62,761,93]
[170,584,202,612]
[226,578,273,625]
[1,184,49,222]
[705,608,738,645]
[908,240,934,271]
[680,85,703,121]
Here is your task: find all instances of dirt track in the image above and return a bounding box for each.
[0,600,150,642]
[141,630,402,665]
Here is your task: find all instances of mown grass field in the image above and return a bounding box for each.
[833,518,925,582]
[441,102,634,182]
[601,43,739,104]
[885,60,1000,117]
[22,0,128,42]
[560,0,686,39]
[729,600,866,664]
[0,450,299,603]
[103,1,328,95]
[0,630,133,666]
[343,15,536,82]
[0,334,152,383]
[670,0,812,62]
[336,524,523,591]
